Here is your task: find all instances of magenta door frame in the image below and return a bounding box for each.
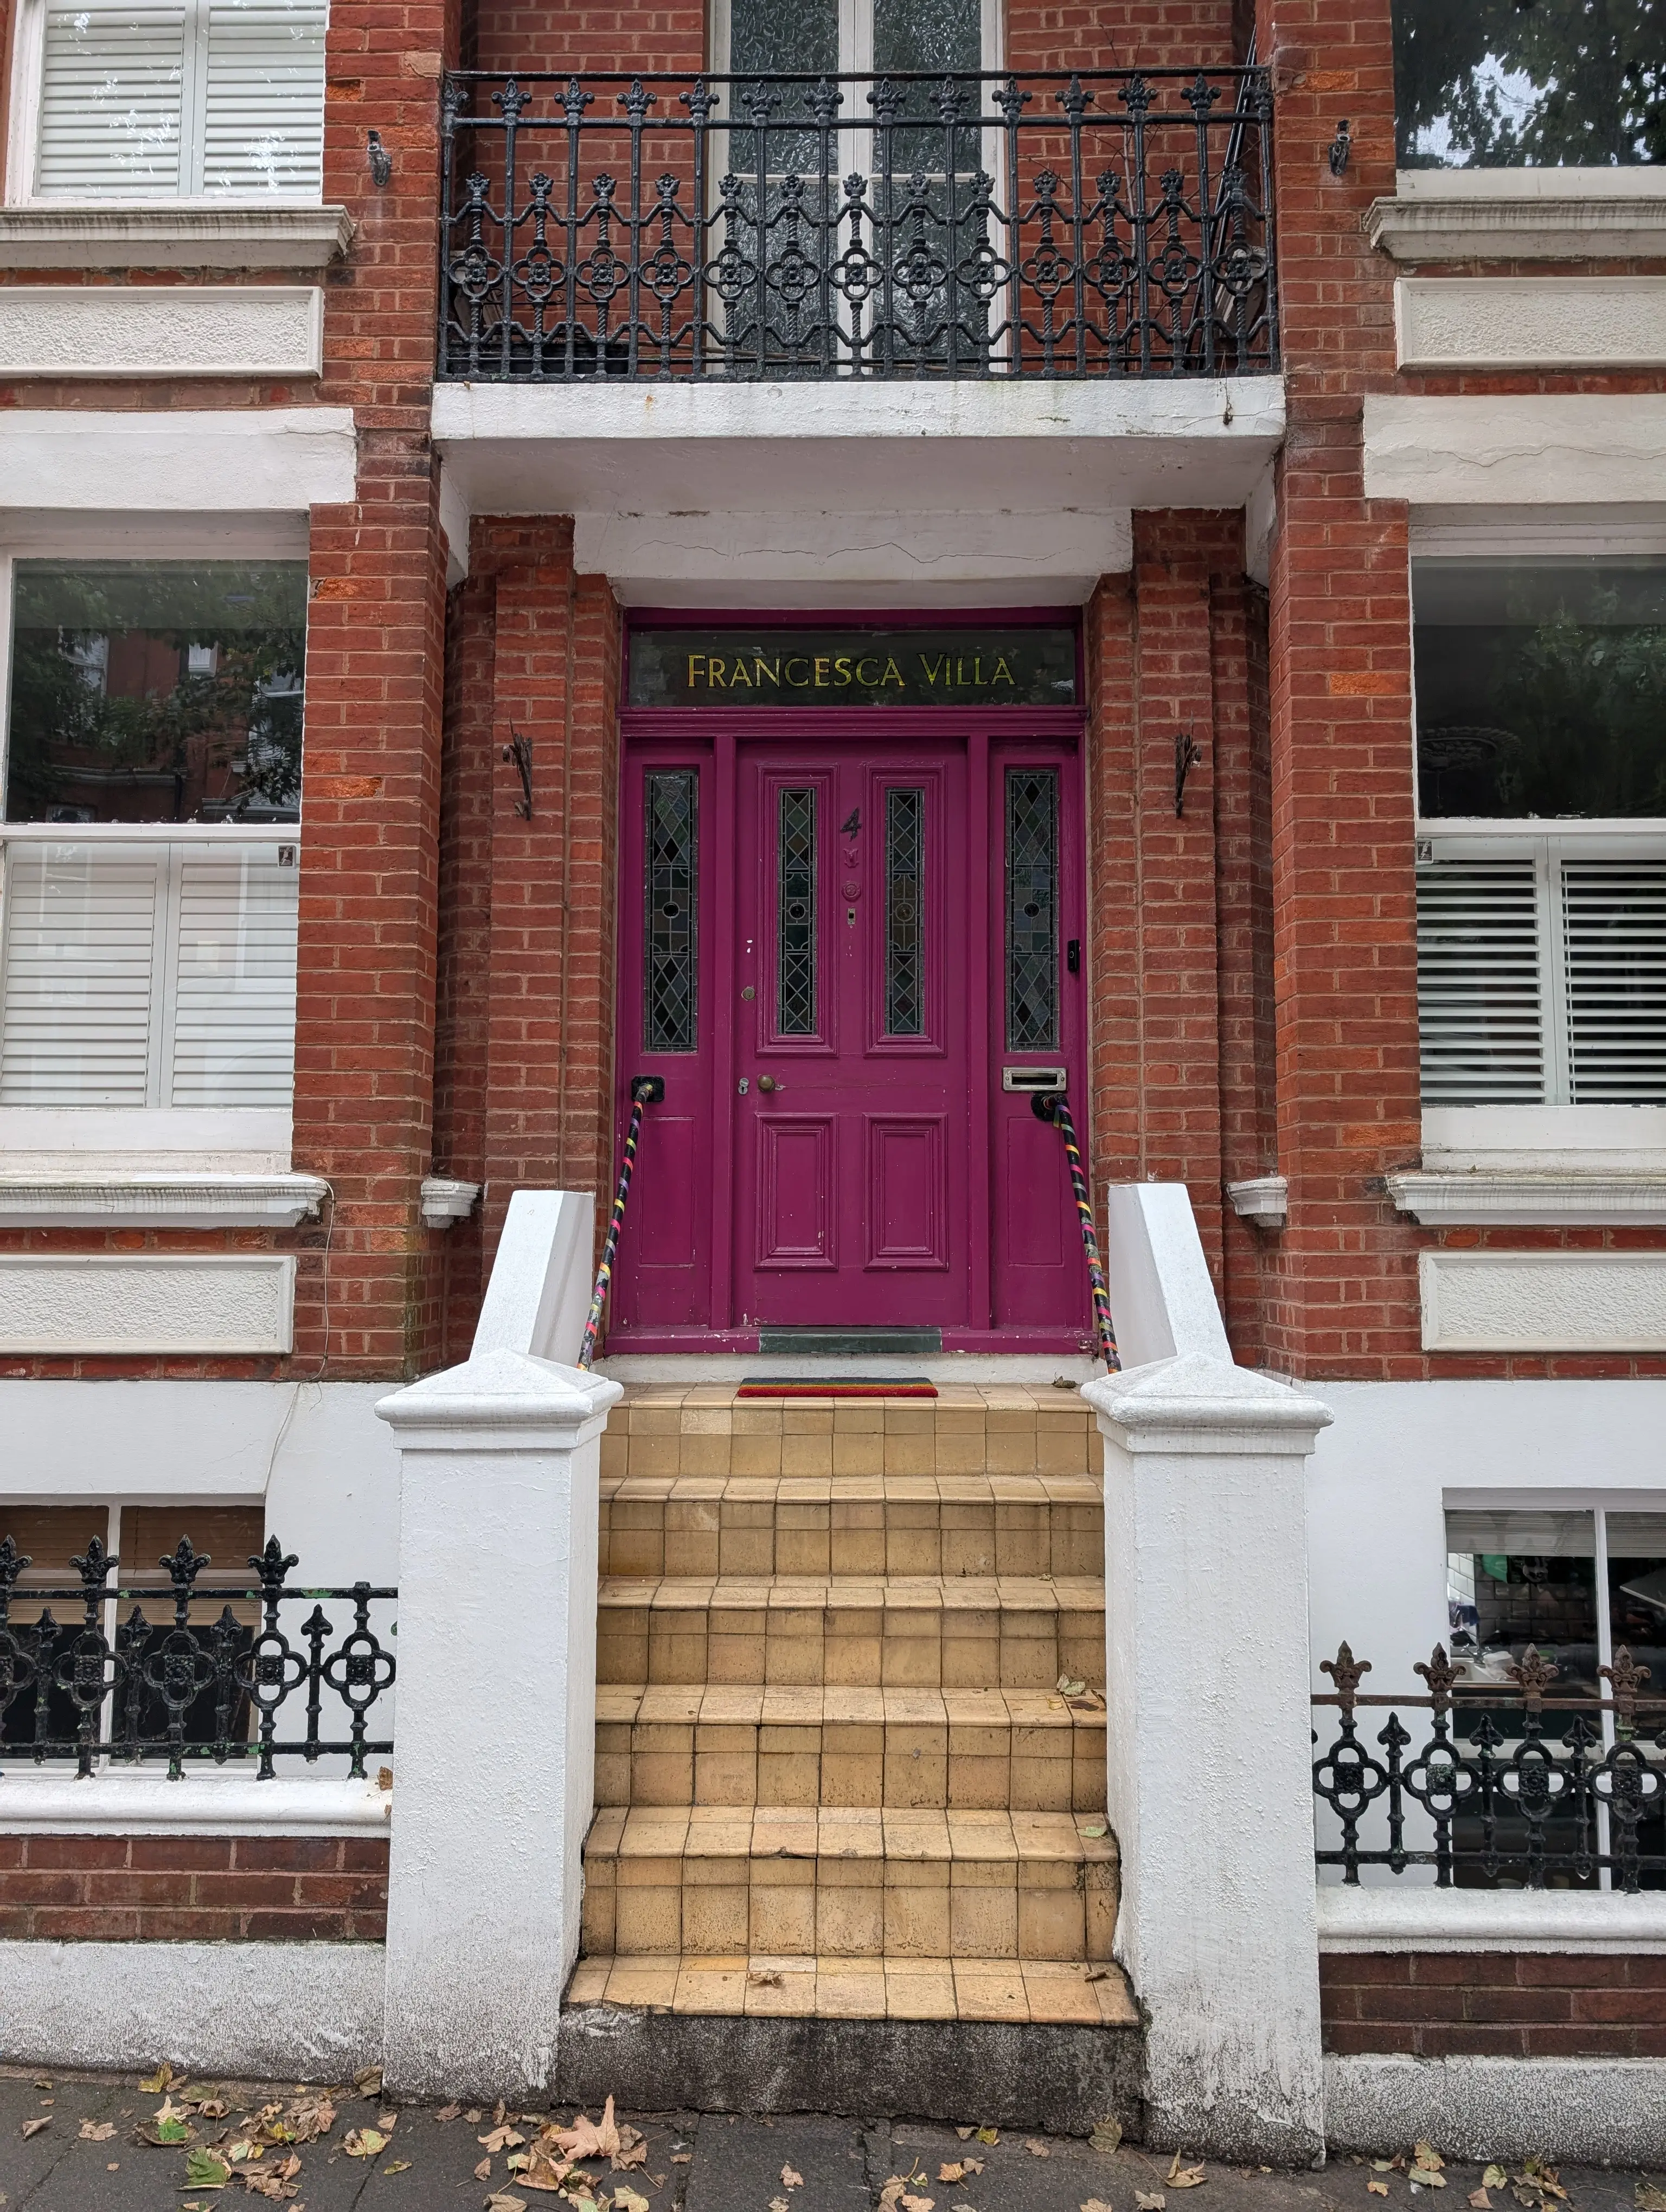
[610,613,1091,1355]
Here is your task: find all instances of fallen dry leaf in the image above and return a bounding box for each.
[976,2129,999,2147]
[1411,2177,1447,2193]
[1167,2156,1206,2190]
[343,2129,388,2159]
[902,2197,935,2212]
[1637,2190,1666,2212]
[880,2179,908,2210]
[748,1969,784,1988]
[1135,2192,1167,2211]
[1416,2147,1446,2174]
[351,2066,383,2100]
[940,2165,967,2184]
[1484,2174,1509,2194]
[783,2165,804,2188]
[1091,2119,1123,2155]
[484,2195,527,2212]
[21,2119,50,2140]
[1083,2200,1116,2212]
[379,2111,400,2132]
[963,2159,985,2176]
[286,2100,335,2144]
[79,2120,117,2141]
[1058,1675,1087,1695]
[771,2199,791,2212]
[548,2099,620,2164]
[671,2151,693,2164]
[435,2104,463,2124]
[614,2190,650,2212]
[517,2145,570,2194]
[475,2157,492,2181]
[384,2161,412,2175]
[1368,2186,1389,2198]
[139,2065,174,2094]
[612,2127,649,2172]
[1026,2140,1052,2158]
[479,2127,526,2153]
[1470,2194,1492,2209]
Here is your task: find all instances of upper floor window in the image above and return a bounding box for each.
[1393,0,1664,168]
[12,0,325,200]
[1414,556,1666,1111]
[715,0,994,80]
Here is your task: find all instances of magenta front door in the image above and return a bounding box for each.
[612,710,1090,1352]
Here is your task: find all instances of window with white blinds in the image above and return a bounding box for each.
[1417,835,1666,1108]
[0,841,298,1108]
[31,0,324,199]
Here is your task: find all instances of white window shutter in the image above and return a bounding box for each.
[169,846,298,1108]
[1560,858,1666,1104]
[1415,854,1547,1106]
[202,0,326,196]
[35,6,188,198]
[0,846,165,1106]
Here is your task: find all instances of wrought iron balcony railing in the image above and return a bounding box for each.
[1313,1640,1666,1894]
[0,1534,395,1781]
[438,67,1277,383]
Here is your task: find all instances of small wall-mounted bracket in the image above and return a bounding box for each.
[1174,730,1204,818]
[502,728,533,819]
[629,1075,667,1104]
[367,130,393,188]
[1328,119,1351,177]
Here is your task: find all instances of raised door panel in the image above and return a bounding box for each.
[755,1115,837,1269]
[866,1115,946,1269]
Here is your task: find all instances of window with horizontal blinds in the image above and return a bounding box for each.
[36,7,187,197]
[0,841,297,1108]
[1417,837,1666,1108]
[0,845,165,1105]
[202,1,325,195]
[171,847,298,1105]
[31,0,323,198]
[1415,853,1546,1105]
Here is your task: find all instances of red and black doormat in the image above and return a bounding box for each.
[735,1377,939,1400]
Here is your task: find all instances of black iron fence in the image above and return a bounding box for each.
[438,67,1277,382]
[0,1535,394,1782]
[1313,1641,1666,1894]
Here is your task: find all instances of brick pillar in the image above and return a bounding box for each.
[287,0,461,1379]
[464,528,621,1289]
[1256,0,1423,1380]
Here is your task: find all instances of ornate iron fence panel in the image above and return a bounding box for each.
[438,66,1277,382]
[1313,1641,1666,1894]
[0,1534,394,1781]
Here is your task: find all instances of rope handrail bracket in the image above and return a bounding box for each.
[1031,1090,1118,1371]
[578,1074,665,1370]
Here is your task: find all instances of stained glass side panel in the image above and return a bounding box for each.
[885,786,925,1037]
[1005,766,1059,1051]
[777,785,818,1036]
[644,770,698,1052]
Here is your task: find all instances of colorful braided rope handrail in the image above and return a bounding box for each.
[1031,1091,1119,1371]
[577,1075,664,1371]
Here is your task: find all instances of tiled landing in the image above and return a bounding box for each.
[568,1951,1138,2027]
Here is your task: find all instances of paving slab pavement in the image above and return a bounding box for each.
[0,2065,1657,2212]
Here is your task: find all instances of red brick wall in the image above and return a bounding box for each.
[1322,1952,1666,2061]
[0,1835,389,1942]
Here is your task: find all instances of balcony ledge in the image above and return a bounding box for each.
[0,1173,329,1229]
[0,1767,389,1837]
[0,203,356,270]
[1319,1883,1666,1956]
[1367,191,1666,263]
[1386,1169,1666,1227]
[1226,1174,1288,1229]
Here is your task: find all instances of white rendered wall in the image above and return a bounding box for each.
[1306,1377,1666,1702]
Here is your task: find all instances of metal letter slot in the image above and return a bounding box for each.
[1002,1066,1068,1092]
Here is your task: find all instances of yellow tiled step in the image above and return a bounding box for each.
[595,1683,1107,1811]
[600,1471,1103,1579]
[581,1805,1119,1963]
[601,1386,1099,1482]
[597,1576,1106,1692]
[568,1951,1138,2029]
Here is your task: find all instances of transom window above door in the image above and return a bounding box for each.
[714,0,998,82]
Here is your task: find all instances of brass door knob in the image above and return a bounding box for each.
[757,1075,780,1093]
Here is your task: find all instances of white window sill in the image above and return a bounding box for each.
[1389,1169,1666,1227]
[1319,1883,1666,1956]
[1370,168,1666,261]
[0,1768,389,1837]
[0,1173,326,1228]
[1421,1107,1666,1178]
[0,202,354,269]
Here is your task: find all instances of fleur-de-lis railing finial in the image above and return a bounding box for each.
[1321,1641,1371,1718]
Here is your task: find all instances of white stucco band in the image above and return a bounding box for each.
[0,1771,390,1839]
[0,1939,382,2078]
[1419,1249,1666,1352]
[1363,393,1666,506]
[1319,1886,1666,1957]
[433,376,1285,534]
[1395,277,1666,370]
[1327,2056,1666,2164]
[0,407,357,512]
[0,1253,296,1354]
[0,286,324,377]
